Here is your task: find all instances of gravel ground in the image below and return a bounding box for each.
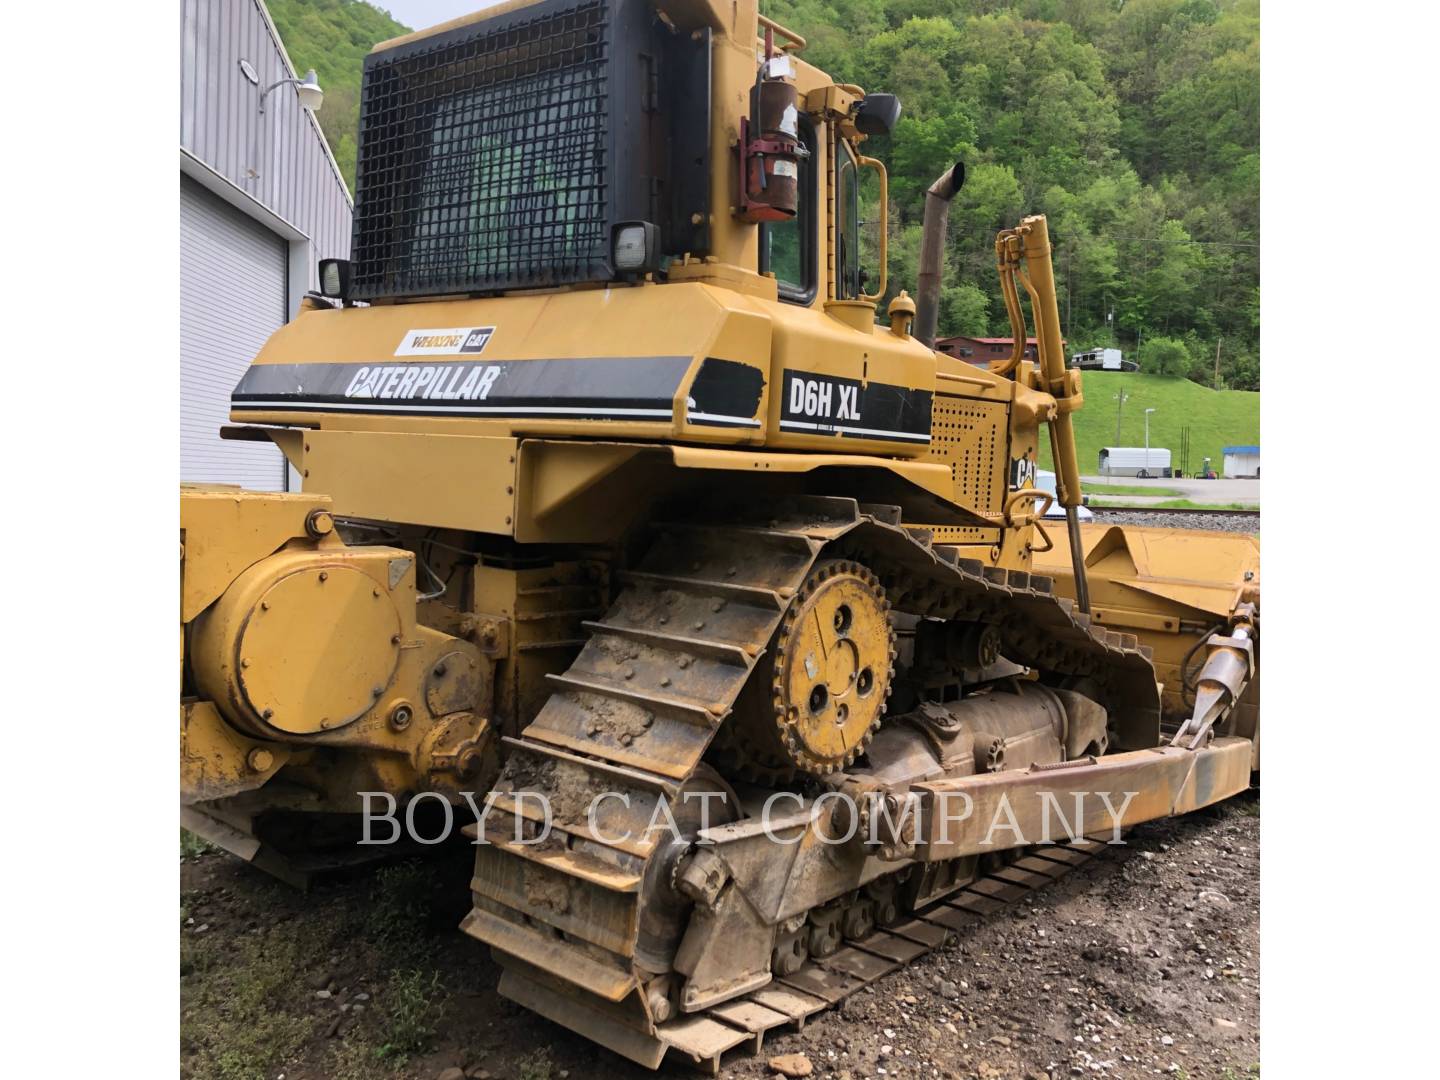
[180,794,1258,1080]
[1088,510,1259,533]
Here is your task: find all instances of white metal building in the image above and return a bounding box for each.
[180,0,352,488]
[1223,445,1261,479]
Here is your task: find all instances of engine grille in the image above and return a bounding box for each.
[351,0,613,299]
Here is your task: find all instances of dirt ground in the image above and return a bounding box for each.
[180,793,1258,1080]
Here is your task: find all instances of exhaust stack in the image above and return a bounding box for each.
[914,162,966,348]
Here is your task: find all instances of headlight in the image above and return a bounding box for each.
[318,258,351,299]
[612,221,660,275]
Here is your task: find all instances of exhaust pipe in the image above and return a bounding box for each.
[914,161,966,348]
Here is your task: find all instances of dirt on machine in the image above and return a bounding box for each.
[178,0,1259,1071]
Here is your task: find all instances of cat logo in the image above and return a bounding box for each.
[1011,456,1037,489]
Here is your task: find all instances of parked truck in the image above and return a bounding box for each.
[1071,347,1136,372]
[1099,446,1172,477]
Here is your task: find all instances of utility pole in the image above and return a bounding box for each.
[1144,408,1156,475]
[1113,389,1129,446]
[1214,336,1223,388]
[1065,245,1072,341]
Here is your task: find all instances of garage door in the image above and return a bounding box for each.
[180,174,289,488]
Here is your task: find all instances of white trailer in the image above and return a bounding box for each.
[1071,348,1136,372]
[1099,446,1172,477]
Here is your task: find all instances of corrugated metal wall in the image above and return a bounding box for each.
[179,0,352,273]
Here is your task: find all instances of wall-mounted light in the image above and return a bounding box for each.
[259,68,323,114]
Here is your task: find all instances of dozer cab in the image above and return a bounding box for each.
[179,0,1259,1068]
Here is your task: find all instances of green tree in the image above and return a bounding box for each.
[1139,336,1191,377]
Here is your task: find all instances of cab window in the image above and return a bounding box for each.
[759,119,817,304]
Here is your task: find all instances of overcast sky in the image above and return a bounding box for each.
[378,0,502,31]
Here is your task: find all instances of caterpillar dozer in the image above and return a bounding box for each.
[179,0,1259,1068]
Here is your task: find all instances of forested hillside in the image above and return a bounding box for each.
[268,0,1259,387]
[267,0,410,189]
[765,0,1259,387]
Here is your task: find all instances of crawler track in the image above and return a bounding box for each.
[463,495,1161,1069]
[511,836,1113,1074]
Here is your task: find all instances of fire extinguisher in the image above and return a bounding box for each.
[738,29,807,222]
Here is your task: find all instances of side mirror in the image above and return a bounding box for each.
[855,93,902,137]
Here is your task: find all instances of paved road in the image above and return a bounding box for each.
[1082,475,1260,506]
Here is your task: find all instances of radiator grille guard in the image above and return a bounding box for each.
[352,0,617,299]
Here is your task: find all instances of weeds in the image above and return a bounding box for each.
[181,828,214,859]
[374,968,444,1063]
[517,1047,554,1080]
[180,925,316,1080]
[361,860,442,964]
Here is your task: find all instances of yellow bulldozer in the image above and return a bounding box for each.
[179,0,1259,1069]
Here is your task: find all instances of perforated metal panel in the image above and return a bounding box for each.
[926,394,1008,544]
[180,176,288,488]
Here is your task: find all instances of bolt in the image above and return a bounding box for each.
[247,748,274,772]
[318,571,328,582]
[435,663,448,678]
[260,601,270,611]
[373,588,380,597]
[305,509,334,538]
[372,686,383,698]
[389,703,413,730]
[391,634,402,644]
[240,658,250,669]
[262,708,274,720]
[619,732,633,746]
[693,621,705,631]
[660,677,671,688]
[624,668,636,680]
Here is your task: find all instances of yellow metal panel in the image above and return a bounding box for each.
[300,430,518,533]
[180,485,328,623]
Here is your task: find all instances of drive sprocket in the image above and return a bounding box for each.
[769,559,894,775]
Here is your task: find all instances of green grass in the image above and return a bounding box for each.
[1078,481,1183,496]
[1089,499,1256,511]
[374,969,444,1063]
[1041,372,1259,478]
[180,828,214,859]
[517,1048,555,1080]
[181,932,316,1080]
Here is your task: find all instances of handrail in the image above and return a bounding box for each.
[857,155,888,303]
[758,14,806,51]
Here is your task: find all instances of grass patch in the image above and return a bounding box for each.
[1041,372,1258,477]
[517,1047,555,1080]
[1151,499,1256,511]
[374,969,445,1063]
[181,828,214,860]
[1080,482,1183,496]
[181,932,316,1080]
[1089,499,1256,511]
[359,860,444,965]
